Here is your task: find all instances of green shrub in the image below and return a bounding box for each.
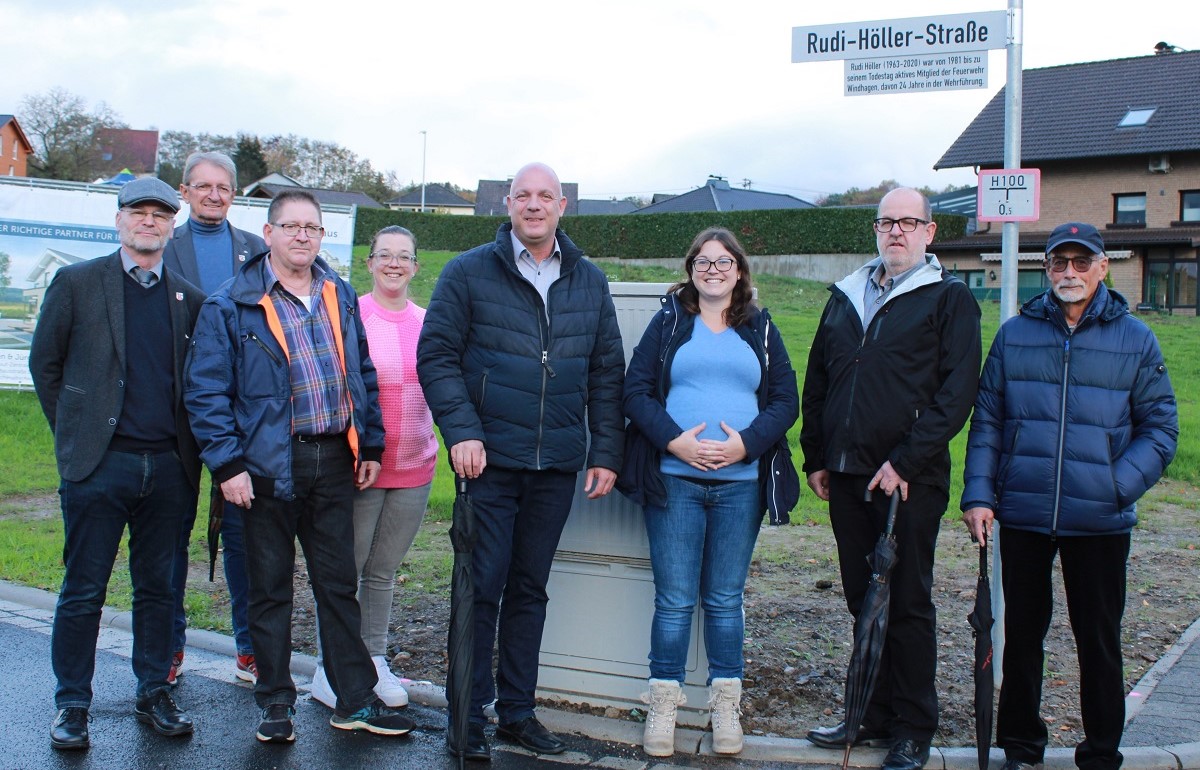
[354,207,969,259]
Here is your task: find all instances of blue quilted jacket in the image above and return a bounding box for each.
[961,285,1177,536]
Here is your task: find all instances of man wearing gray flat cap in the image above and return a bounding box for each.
[30,176,207,751]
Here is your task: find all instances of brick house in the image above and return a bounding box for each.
[933,49,1200,314]
[0,115,33,177]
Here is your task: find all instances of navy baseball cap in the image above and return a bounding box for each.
[117,177,180,213]
[1045,222,1105,255]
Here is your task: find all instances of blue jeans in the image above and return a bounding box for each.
[171,499,252,655]
[242,435,376,715]
[644,475,761,683]
[220,502,253,654]
[53,448,195,708]
[463,466,576,726]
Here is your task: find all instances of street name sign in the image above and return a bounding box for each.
[793,11,1007,96]
[792,11,1008,62]
[977,168,1041,222]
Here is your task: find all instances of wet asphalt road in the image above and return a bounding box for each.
[0,620,661,770]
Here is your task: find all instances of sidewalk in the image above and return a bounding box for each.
[3,578,1198,769]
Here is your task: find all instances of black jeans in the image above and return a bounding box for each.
[997,526,1130,770]
[828,472,946,743]
[242,435,376,715]
[53,448,194,707]
[461,466,576,726]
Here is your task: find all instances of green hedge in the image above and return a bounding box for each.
[354,207,968,259]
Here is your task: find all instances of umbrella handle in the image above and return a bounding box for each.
[883,489,900,537]
[862,488,902,537]
[457,475,468,496]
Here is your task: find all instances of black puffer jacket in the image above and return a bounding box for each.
[800,254,981,490]
[416,224,625,472]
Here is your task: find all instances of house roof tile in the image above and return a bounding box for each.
[936,51,1200,169]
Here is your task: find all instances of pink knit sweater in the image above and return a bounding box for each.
[360,294,438,488]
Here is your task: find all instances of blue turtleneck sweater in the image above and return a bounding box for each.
[190,218,234,294]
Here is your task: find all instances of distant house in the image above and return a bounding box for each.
[25,248,86,320]
[578,199,639,216]
[387,184,474,215]
[242,172,303,196]
[94,128,159,176]
[474,179,580,216]
[632,177,815,215]
[0,115,33,177]
[243,173,384,209]
[933,49,1200,312]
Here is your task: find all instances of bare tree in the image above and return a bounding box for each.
[19,87,127,182]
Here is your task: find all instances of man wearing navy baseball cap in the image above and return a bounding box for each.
[960,223,1178,770]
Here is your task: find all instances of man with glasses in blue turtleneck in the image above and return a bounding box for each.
[163,151,266,688]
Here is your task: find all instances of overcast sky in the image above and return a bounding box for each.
[1,0,1189,201]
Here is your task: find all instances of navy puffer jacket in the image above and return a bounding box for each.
[961,284,1178,536]
[416,224,625,473]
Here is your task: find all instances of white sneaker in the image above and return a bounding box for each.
[309,665,336,709]
[372,656,409,708]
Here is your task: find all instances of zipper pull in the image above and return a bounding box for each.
[541,350,556,377]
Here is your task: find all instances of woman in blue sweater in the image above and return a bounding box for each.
[621,227,799,757]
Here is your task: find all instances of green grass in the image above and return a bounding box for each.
[3,256,1198,618]
[0,391,58,495]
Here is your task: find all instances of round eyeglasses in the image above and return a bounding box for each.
[692,257,735,273]
[369,253,417,266]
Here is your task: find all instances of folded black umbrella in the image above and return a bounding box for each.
[968,542,995,770]
[206,483,224,581]
[841,489,901,770]
[446,477,477,769]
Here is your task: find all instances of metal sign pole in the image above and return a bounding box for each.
[993,0,1024,691]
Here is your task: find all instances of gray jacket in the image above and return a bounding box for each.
[163,218,266,289]
[29,251,207,489]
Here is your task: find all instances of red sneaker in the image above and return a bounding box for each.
[167,650,184,686]
[235,653,257,683]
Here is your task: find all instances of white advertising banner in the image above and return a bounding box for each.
[0,177,356,389]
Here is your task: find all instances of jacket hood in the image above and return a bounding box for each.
[833,253,949,321]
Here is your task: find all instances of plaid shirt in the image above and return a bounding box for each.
[265,260,351,436]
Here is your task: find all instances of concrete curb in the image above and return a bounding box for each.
[4,579,1198,767]
[1125,615,1200,722]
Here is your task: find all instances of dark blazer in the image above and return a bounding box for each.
[162,218,267,289]
[29,251,207,489]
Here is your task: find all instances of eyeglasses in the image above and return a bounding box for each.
[1045,255,1098,273]
[121,207,175,224]
[692,257,735,273]
[369,252,417,266]
[271,222,325,238]
[186,182,234,198]
[873,217,930,233]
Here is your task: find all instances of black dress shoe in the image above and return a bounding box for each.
[881,738,931,770]
[135,690,194,737]
[50,707,90,750]
[495,716,565,754]
[446,722,490,762]
[807,720,891,749]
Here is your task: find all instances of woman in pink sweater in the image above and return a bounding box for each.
[312,226,438,710]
